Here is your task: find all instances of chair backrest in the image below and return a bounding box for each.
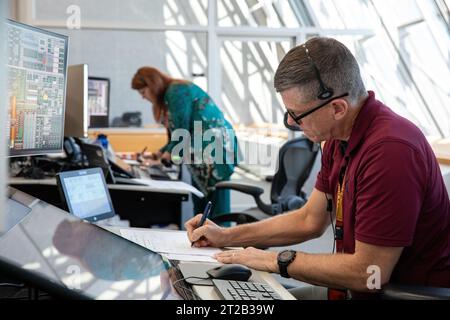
[270,136,318,213]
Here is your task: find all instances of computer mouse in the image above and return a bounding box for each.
[206,264,252,281]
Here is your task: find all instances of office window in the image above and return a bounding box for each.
[217,0,303,27]
[33,0,208,27]
[51,28,207,126]
[20,0,449,137]
[304,0,450,137]
[304,0,377,29]
[220,39,292,125]
[332,34,442,137]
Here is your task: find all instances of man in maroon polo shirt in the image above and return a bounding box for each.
[185,37,450,299]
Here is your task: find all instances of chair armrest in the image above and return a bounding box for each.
[215,181,264,197]
[211,213,259,225]
[381,284,450,300]
[215,182,272,214]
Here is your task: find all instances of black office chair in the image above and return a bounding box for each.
[212,136,319,225]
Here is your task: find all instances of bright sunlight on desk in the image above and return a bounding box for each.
[113,227,296,300]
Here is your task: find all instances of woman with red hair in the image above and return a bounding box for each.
[132,67,237,217]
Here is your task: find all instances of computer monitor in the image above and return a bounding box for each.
[0,187,179,300]
[64,64,88,138]
[88,77,110,128]
[6,19,69,157]
[56,167,115,222]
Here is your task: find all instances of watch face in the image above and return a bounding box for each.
[279,250,294,262]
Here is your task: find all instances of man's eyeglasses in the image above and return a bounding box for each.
[285,92,349,125]
[283,44,349,131]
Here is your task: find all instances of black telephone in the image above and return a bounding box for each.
[63,137,83,164]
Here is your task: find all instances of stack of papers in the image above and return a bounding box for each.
[119,228,220,262]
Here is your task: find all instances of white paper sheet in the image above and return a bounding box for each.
[131,178,204,198]
[161,253,217,263]
[119,228,220,257]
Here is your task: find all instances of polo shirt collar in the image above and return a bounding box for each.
[344,91,380,157]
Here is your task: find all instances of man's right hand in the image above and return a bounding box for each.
[185,214,229,248]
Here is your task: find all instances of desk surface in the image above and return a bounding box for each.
[105,226,295,300]
[9,177,190,195]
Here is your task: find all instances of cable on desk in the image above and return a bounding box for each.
[172,276,211,300]
[0,283,25,288]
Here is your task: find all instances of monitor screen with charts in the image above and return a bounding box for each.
[56,167,115,222]
[88,77,110,128]
[6,19,68,156]
[0,187,179,300]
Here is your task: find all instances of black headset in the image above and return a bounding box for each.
[302,44,334,100]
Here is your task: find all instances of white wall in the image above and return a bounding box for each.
[17,0,209,127]
[0,1,10,234]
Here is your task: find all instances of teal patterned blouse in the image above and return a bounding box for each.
[160,82,237,196]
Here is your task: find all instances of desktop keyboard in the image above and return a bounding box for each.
[212,279,282,300]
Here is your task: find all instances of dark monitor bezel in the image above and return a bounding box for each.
[88,77,110,128]
[0,255,91,300]
[0,187,175,300]
[6,19,69,157]
[56,167,116,222]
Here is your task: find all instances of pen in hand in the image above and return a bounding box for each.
[137,146,148,163]
[191,201,213,247]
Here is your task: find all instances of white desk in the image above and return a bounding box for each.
[105,226,295,300]
[8,177,191,195]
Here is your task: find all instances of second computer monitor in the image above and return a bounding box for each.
[64,64,88,138]
[88,77,110,128]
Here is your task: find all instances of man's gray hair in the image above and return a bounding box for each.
[274,37,366,104]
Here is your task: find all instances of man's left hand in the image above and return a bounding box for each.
[215,247,279,273]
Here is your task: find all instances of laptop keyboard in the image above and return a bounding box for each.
[131,166,150,179]
[212,279,282,300]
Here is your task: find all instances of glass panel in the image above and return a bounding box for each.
[50,28,207,126]
[305,0,450,137]
[324,34,442,137]
[371,0,423,27]
[218,0,301,27]
[220,39,291,175]
[399,23,450,136]
[0,1,8,233]
[220,39,291,176]
[220,39,291,125]
[34,0,208,26]
[369,0,450,136]
[304,0,346,29]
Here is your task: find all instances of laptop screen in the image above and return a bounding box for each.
[0,187,181,300]
[56,168,115,222]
